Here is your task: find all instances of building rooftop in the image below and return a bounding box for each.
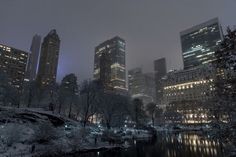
[180,17,220,36]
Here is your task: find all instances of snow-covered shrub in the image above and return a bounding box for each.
[0,124,21,146]
[68,127,91,151]
[79,127,90,140]
[53,138,69,154]
[70,127,90,143]
[33,122,59,143]
[69,128,82,151]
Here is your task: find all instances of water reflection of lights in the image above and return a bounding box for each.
[166,133,221,156]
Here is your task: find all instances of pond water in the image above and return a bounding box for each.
[78,132,225,157]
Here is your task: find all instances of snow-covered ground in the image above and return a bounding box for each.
[121,128,153,140]
[0,106,128,156]
[0,106,155,156]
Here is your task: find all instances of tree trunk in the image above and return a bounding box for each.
[83,119,87,128]
[27,90,32,108]
[68,103,72,118]
[152,114,154,127]
[106,121,110,130]
[83,93,90,128]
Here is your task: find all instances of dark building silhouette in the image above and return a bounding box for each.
[37,29,60,87]
[0,44,28,90]
[25,34,41,81]
[94,36,127,94]
[99,52,112,91]
[180,18,223,70]
[154,58,167,105]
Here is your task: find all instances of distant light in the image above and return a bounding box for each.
[24,78,30,82]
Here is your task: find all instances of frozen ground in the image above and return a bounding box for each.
[0,107,151,156]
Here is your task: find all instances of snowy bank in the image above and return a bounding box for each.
[0,106,126,156]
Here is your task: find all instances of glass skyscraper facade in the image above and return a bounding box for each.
[180,18,223,70]
[94,36,127,94]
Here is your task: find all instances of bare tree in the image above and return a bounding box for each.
[58,74,79,117]
[79,80,102,127]
[146,102,156,126]
[132,98,147,127]
[98,93,129,129]
[0,70,19,107]
[21,80,41,108]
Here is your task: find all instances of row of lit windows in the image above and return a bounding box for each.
[164,79,213,90]
[165,91,211,96]
[0,45,11,52]
[110,63,125,69]
[113,86,128,90]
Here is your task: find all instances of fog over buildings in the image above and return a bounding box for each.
[0,0,235,82]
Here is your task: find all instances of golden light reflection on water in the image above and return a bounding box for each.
[163,133,222,157]
[78,132,224,157]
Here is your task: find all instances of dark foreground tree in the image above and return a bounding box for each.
[132,98,147,127]
[58,74,78,117]
[214,27,236,122]
[98,93,129,129]
[79,80,102,127]
[146,102,156,126]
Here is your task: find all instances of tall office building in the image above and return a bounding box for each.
[94,36,127,94]
[0,44,28,90]
[162,65,219,124]
[37,29,60,87]
[180,18,223,70]
[154,58,167,105]
[128,67,155,105]
[25,34,41,81]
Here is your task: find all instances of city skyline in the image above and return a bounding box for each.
[0,0,235,82]
[0,1,236,156]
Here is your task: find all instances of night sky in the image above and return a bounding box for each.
[0,0,235,82]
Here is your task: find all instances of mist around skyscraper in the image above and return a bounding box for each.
[0,1,236,157]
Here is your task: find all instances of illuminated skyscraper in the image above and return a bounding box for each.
[94,36,127,94]
[37,29,60,87]
[0,44,28,90]
[180,18,223,70]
